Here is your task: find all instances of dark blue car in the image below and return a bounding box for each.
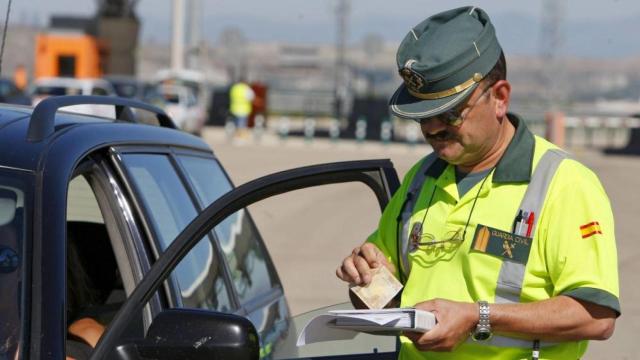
[0,96,401,359]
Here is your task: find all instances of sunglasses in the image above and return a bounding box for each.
[410,227,465,253]
[419,83,495,126]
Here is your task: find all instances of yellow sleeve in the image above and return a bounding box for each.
[540,160,620,314]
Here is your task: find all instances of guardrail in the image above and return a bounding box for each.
[564,116,640,148]
[221,114,640,150]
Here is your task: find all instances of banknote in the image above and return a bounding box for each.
[350,266,403,309]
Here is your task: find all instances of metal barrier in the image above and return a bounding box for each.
[230,115,640,150]
[564,116,640,148]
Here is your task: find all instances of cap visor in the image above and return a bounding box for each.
[389,83,479,120]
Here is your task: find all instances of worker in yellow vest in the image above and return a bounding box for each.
[230,80,255,138]
[336,7,619,360]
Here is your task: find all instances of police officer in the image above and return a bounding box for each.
[336,7,619,359]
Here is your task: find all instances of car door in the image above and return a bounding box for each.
[110,147,285,349]
[89,159,400,360]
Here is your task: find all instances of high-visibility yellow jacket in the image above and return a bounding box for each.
[230,82,254,117]
[368,114,620,360]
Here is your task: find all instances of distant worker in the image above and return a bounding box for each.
[229,79,255,138]
[336,6,619,360]
[13,64,28,91]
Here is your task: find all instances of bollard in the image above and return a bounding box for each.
[278,116,290,140]
[225,119,236,141]
[380,118,393,145]
[253,114,265,142]
[564,116,580,148]
[584,117,600,147]
[405,123,420,147]
[606,117,623,148]
[329,118,341,142]
[355,116,367,143]
[304,117,316,143]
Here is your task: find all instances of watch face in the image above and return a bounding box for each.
[473,329,492,341]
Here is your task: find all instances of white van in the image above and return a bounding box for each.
[30,77,117,118]
[157,84,206,134]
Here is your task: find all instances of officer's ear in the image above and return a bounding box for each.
[491,80,511,118]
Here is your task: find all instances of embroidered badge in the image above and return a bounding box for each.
[400,59,425,93]
[471,224,532,264]
[580,221,602,239]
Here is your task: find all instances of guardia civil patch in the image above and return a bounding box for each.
[471,225,533,264]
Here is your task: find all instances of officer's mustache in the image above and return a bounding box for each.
[425,130,457,142]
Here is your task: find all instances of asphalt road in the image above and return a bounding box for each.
[202,127,638,359]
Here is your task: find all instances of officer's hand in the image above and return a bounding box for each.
[335,243,394,286]
[403,299,478,352]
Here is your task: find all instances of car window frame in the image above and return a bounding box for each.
[171,148,284,315]
[90,159,400,360]
[70,154,163,329]
[163,148,244,313]
[109,146,192,310]
[109,146,243,313]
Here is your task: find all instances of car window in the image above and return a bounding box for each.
[33,85,70,96]
[0,172,28,360]
[162,92,180,104]
[112,83,138,98]
[120,154,233,312]
[178,156,230,203]
[67,176,103,223]
[91,86,110,96]
[185,91,197,107]
[65,173,124,342]
[178,155,279,305]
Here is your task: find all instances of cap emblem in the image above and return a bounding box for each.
[400,60,425,93]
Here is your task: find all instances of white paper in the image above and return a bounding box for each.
[296,315,360,346]
[296,308,436,346]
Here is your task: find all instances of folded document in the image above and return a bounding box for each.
[296,308,436,346]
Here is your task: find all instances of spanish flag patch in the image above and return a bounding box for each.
[580,221,602,239]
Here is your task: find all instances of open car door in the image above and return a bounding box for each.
[90,159,401,360]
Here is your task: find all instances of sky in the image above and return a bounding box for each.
[8,0,640,58]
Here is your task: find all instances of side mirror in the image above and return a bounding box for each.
[113,309,260,360]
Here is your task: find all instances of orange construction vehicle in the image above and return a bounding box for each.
[34,10,139,80]
[35,32,106,79]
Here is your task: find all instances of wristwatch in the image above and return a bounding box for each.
[472,300,493,341]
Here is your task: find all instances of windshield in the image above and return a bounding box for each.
[0,170,30,360]
[112,83,139,98]
[33,85,81,96]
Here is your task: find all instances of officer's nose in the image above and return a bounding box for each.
[419,117,448,136]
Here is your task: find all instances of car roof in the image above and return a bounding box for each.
[0,101,211,173]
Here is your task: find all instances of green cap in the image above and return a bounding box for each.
[389,6,502,120]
